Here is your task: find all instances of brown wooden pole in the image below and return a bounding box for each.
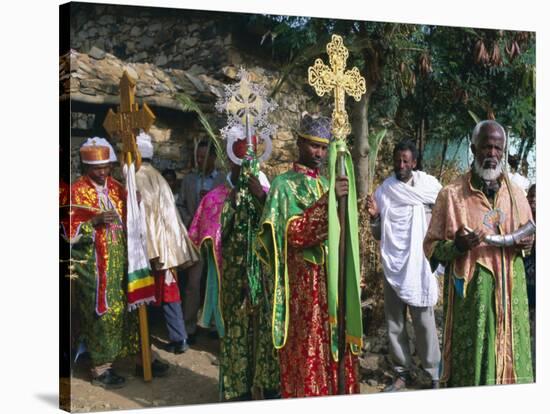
[337,153,348,395]
[138,305,153,381]
[126,151,153,382]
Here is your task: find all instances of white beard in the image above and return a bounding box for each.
[474,159,503,181]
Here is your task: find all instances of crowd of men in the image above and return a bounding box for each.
[61,117,535,399]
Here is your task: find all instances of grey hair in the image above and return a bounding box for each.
[471,120,507,147]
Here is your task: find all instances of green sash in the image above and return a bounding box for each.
[327,140,363,359]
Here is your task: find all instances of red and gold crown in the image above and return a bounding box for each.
[80,145,110,164]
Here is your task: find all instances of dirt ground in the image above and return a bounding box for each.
[61,306,443,413]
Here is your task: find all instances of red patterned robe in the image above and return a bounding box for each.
[257,163,359,398]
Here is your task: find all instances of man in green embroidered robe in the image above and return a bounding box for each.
[218,132,280,401]
[424,120,534,387]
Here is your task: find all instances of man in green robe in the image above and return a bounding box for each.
[218,133,280,401]
[424,120,534,387]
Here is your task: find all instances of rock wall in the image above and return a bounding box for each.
[66,3,326,182]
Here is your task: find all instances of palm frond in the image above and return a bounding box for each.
[367,129,387,189]
[468,109,481,125]
[175,92,228,171]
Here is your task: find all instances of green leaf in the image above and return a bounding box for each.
[467,110,481,125]
[175,92,228,171]
[368,129,387,188]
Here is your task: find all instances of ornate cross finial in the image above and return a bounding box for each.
[216,68,277,165]
[103,71,156,169]
[308,35,366,140]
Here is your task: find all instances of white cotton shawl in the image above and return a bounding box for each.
[374,170,442,307]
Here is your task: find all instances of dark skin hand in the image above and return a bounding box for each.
[248,175,266,203]
[150,257,162,271]
[91,210,118,227]
[454,226,485,252]
[516,234,534,253]
[228,175,266,206]
[335,176,349,199]
[366,194,379,219]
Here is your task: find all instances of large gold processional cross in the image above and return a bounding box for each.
[307,35,366,395]
[103,71,156,381]
[308,34,366,141]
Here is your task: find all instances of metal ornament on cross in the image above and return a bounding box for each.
[307,34,366,396]
[308,34,366,170]
[216,68,277,165]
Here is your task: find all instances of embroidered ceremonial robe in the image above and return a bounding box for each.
[218,177,280,399]
[424,172,533,387]
[256,163,359,398]
[66,175,139,365]
[135,162,199,304]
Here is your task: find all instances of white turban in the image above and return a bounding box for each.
[136,131,154,159]
[225,123,245,142]
[82,137,117,162]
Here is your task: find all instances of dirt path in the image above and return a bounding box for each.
[62,313,435,412]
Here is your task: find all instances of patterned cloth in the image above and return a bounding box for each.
[256,163,359,398]
[218,152,279,400]
[188,184,230,334]
[65,176,139,366]
[135,163,199,271]
[425,171,533,386]
[135,162,199,305]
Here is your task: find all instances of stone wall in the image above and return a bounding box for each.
[66,3,326,182]
[69,3,237,74]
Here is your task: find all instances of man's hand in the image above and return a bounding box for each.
[454,226,485,252]
[515,235,534,253]
[248,176,266,203]
[366,194,379,219]
[150,258,162,271]
[335,176,349,199]
[91,210,118,227]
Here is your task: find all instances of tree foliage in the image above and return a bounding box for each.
[245,15,535,176]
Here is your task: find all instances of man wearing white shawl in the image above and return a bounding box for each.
[367,140,442,391]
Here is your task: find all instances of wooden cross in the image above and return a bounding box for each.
[308,34,366,140]
[103,71,156,170]
[102,70,155,382]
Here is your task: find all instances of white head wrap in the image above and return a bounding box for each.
[82,137,118,162]
[136,131,154,159]
[225,124,245,142]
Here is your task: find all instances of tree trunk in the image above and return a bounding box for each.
[351,94,370,199]
[521,134,535,176]
[417,117,425,171]
[438,136,449,180]
[517,133,527,160]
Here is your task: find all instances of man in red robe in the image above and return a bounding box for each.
[256,114,360,397]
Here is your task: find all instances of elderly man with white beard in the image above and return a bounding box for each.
[424,120,534,388]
